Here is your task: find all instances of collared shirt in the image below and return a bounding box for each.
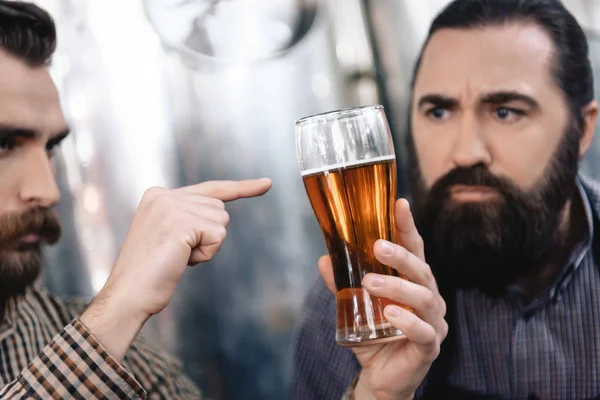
[290,176,600,400]
[0,287,202,399]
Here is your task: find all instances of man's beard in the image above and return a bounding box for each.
[0,208,61,309]
[408,124,581,296]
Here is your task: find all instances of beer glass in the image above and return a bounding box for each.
[295,105,406,346]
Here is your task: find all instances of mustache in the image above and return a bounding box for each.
[430,164,518,197]
[0,208,61,245]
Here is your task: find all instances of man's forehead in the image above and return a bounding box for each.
[414,22,557,96]
[0,51,57,96]
[0,50,65,134]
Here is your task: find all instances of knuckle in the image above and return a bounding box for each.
[439,297,448,317]
[390,276,406,292]
[414,235,425,252]
[204,245,221,260]
[216,225,227,241]
[430,341,441,360]
[215,199,226,210]
[394,246,408,265]
[421,264,435,286]
[440,320,449,340]
[399,246,409,261]
[179,230,196,247]
[421,290,437,312]
[222,211,230,226]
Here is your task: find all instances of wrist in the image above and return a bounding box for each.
[354,374,376,400]
[353,373,415,400]
[80,288,149,363]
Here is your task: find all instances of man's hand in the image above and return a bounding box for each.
[80,178,272,362]
[318,199,447,400]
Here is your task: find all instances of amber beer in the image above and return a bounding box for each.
[302,155,405,346]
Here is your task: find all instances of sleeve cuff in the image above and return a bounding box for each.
[19,318,147,399]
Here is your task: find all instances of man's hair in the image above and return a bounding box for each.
[0,1,56,67]
[411,0,594,130]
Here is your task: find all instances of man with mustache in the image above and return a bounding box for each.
[0,1,271,398]
[291,0,600,399]
[0,208,61,307]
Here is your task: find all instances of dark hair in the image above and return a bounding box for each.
[411,0,594,130]
[0,1,56,67]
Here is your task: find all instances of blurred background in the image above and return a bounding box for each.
[30,0,600,399]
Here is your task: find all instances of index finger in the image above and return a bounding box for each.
[179,178,272,202]
[395,198,425,260]
[374,240,439,295]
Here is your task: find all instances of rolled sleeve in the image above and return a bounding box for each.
[2,319,146,399]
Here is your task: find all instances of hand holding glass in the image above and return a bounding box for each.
[296,105,408,346]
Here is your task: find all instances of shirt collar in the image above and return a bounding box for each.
[0,284,41,340]
[549,177,594,299]
[0,294,23,340]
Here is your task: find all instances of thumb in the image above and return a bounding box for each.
[317,255,336,294]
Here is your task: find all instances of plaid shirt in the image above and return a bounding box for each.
[291,176,600,400]
[0,287,201,399]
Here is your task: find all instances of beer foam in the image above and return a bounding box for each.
[300,155,396,177]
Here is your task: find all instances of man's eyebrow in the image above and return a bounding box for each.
[417,94,459,109]
[47,128,70,147]
[0,125,37,139]
[480,91,541,110]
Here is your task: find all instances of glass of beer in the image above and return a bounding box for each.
[295,105,406,347]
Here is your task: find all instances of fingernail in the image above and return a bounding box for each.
[367,276,385,288]
[380,240,395,256]
[386,306,401,318]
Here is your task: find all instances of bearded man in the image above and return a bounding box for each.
[291,0,600,399]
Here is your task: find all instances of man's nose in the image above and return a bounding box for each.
[451,113,492,168]
[18,148,60,208]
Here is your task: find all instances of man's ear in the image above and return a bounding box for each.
[579,100,598,159]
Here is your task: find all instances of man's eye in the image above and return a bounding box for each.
[427,107,449,120]
[495,107,525,122]
[0,138,15,154]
